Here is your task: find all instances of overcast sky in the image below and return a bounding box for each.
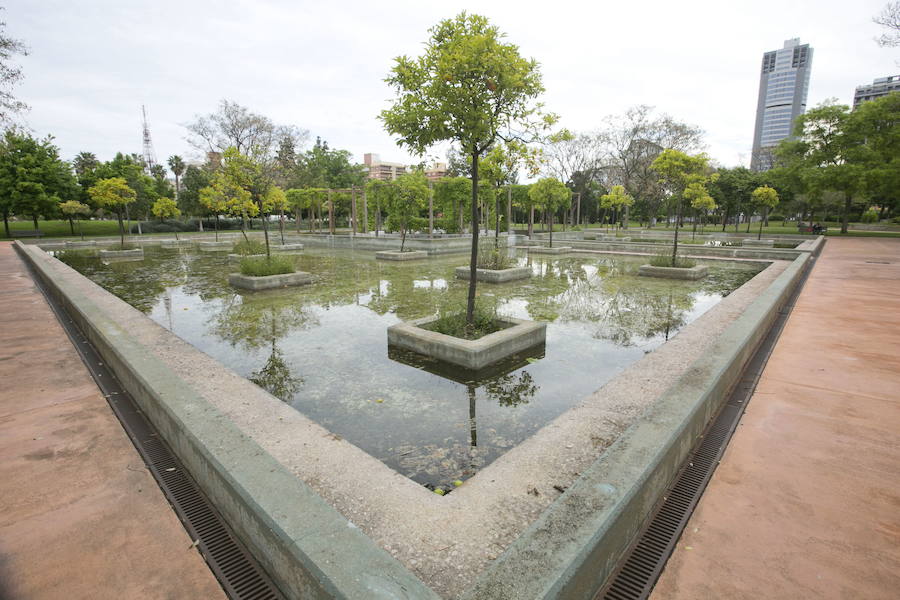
[6,0,898,173]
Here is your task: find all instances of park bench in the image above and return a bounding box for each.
[797,223,826,235]
[10,230,44,239]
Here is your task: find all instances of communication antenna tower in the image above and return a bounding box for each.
[141,105,158,173]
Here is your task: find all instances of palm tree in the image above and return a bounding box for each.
[72,151,99,177]
[167,155,186,199]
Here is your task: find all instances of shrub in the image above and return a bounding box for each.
[476,243,514,269]
[238,255,295,277]
[860,210,879,224]
[424,301,503,340]
[232,239,266,255]
[648,249,696,268]
[768,214,785,222]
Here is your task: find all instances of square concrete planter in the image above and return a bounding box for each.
[99,248,144,259]
[160,240,193,248]
[198,241,233,251]
[528,246,572,255]
[228,253,266,262]
[228,271,313,290]
[387,316,547,370]
[455,265,531,283]
[638,264,708,280]
[742,238,774,247]
[273,243,304,252]
[375,250,428,261]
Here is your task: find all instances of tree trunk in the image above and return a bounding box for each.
[261,202,271,259]
[279,208,285,245]
[734,203,741,233]
[428,183,434,237]
[494,188,500,249]
[400,224,406,252]
[671,198,682,267]
[2,210,9,237]
[68,217,75,235]
[549,212,554,248]
[466,152,481,326]
[32,215,39,230]
[506,186,512,234]
[759,207,766,240]
[841,193,851,234]
[214,214,219,241]
[117,210,125,249]
[328,191,335,234]
[528,205,534,238]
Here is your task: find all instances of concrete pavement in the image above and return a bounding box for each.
[652,237,900,599]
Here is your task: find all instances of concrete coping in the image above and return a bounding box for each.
[387,316,547,370]
[99,248,144,259]
[638,264,709,280]
[15,240,815,599]
[528,246,572,255]
[375,250,429,261]
[228,271,313,291]
[454,265,532,283]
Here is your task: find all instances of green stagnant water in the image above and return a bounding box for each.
[57,246,764,491]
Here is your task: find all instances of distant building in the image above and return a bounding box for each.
[853,75,900,108]
[364,153,407,181]
[750,38,813,172]
[424,162,448,182]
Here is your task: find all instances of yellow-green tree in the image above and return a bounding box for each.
[380,12,556,325]
[751,185,779,240]
[685,182,717,237]
[528,178,571,247]
[599,185,634,231]
[88,177,136,248]
[650,150,712,265]
[265,186,289,244]
[58,199,91,237]
[199,181,230,241]
[151,197,182,239]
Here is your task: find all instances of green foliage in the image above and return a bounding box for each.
[58,200,91,218]
[476,246,514,270]
[292,137,367,189]
[0,130,78,231]
[649,250,696,268]
[685,182,716,211]
[151,197,181,220]
[238,255,295,276]
[232,238,266,255]
[599,185,634,212]
[861,210,879,223]
[529,177,571,245]
[424,300,502,340]
[385,171,429,246]
[88,177,136,211]
[751,185,779,210]
[432,176,471,231]
[179,165,211,216]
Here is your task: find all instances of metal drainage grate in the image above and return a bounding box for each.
[597,253,817,600]
[20,249,285,600]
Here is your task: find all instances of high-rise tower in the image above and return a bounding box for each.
[141,105,158,174]
[750,38,813,171]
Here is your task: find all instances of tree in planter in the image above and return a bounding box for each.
[432,176,470,233]
[528,178,571,247]
[599,185,634,234]
[265,186,289,244]
[386,171,428,251]
[380,11,556,326]
[750,185,779,240]
[198,180,230,241]
[685,182,717,238]
[88,177,136,248]
[650,149,712,266]
[151,197,182,239]
[58,200,91,238]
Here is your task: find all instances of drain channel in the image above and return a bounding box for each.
[596,254,818,600]
[20,250,285,600]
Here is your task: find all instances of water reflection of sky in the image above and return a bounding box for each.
[60,247,763,491]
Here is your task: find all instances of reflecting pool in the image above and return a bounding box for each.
[58,246,764,490]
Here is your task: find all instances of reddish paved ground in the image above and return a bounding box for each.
[0,242,225,600]
[652,237,900,599]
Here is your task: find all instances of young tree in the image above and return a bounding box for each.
[151,197,182,239]
[386,171,429,251]
[88,177,136,248]
[528,178,571,247]
[599,185,635,231]
[58,199,91,237]
[265,186,289,244]
[685,182,717,237]
[650,149,713,265]
[199,182,229,241]
[751,186,779,240]
[380,12,555,325]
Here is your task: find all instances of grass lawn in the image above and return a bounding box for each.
[635,223,900,238]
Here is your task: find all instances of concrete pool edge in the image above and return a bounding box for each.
[460,250,814,599]
[14,241,440,600]
[14,241,816,597]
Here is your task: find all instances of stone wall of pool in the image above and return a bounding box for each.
[15,240,818,599]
